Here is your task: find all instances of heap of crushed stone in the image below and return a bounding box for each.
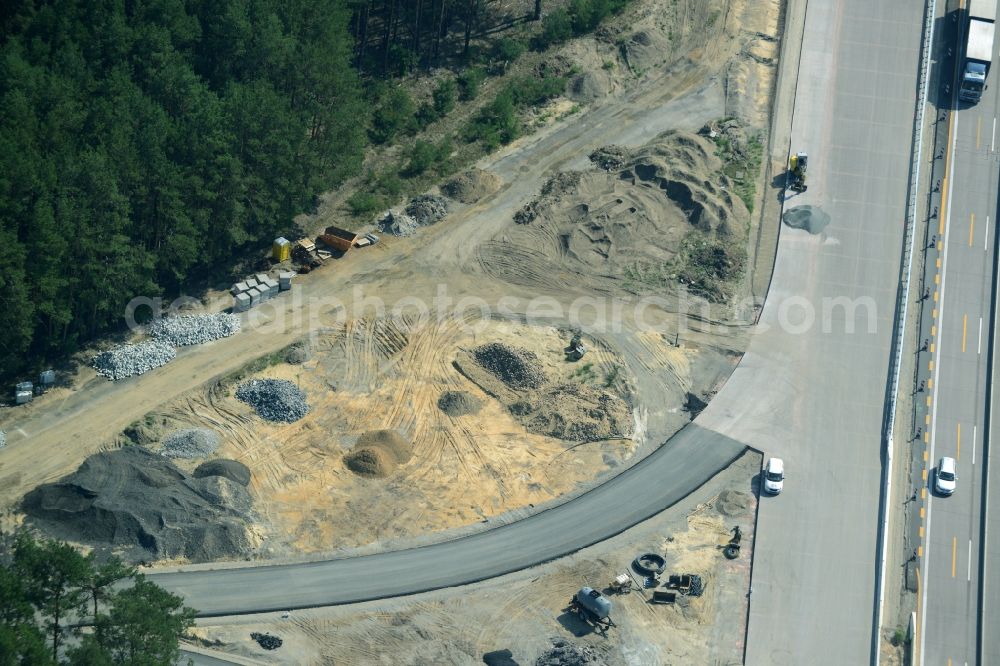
[236,379,308,423]
[437,390,483,416]
[160,428,220,459]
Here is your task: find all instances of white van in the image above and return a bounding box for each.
[763,457,785,495]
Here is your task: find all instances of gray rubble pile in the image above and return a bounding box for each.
[589,145,630,171]
[473,343,546,389]
[534,639,604,666]
[160,428,220,459]
[92,340,176,380]
[251,632,282,650]
[404,194,449,226]
[23,447,256,563]
[377,209,420,236]
[149,313,241,346]
[236,379,308,423]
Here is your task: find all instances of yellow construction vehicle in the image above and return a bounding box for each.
[789,152,808,192]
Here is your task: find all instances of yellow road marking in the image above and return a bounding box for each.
[924,431,930,442]
[920,524,926,535]
[952,537,957,578]
[934,307,939,318]
[919,544,924,556]
[931,343,936,353]
[924,451,929,461]
[936,273,941,285]
[927,396,932,407]
[938,240,944,251]
[934,290,940,302]
[929,360,935,371]
[937,258,942,268]
[922,469,928,481]
[958,423,962,460]
[926,414,931,425]
[921,506,926,517]
[970,213,976,246]
[928,379,934,389]
[941,109,955,235]
[922,487,927,499]
[932,325,938,337]
[963,314,968,352]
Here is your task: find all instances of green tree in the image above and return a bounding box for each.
[370,87,416,144]
[432,79,456,116]
[457,67,486,101]
[97,576,196,666]
[82,555,137,625]
[12,533,90,661]
[404,140,437,176]
[0,564,52,666]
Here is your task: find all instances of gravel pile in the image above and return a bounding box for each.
[160,428,220,459]
[378,209,419,236]
[473,343,546,389]
[405,194,449,226]
[236,379,308,423]
[149,313,240,346]
[92,341,176,380]
[251,632,283,650]
[589,145,630,171]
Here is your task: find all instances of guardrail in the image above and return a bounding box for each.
[874,0,938,662]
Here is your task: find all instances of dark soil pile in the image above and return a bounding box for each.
[589,145,630,171]
[194,459,251,486]
[22,447,256,562]
[344,430,413,478]
[441,168,502,203]
[437,390,483,417]
[473,343,546,390]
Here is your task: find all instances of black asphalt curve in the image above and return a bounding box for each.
[150,424,746,616]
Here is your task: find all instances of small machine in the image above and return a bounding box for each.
[568,587,615,632]
[789,152,808,192]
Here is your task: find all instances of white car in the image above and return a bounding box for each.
[935,457,957,495]
[763,457,784,495]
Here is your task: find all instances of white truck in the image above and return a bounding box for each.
[961,0,997,103]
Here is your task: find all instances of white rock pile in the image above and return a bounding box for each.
[92,341,177,380]
[160,428,220,459]
[149,313,241,346]
[378,209,419,236]
[236,379,308,423]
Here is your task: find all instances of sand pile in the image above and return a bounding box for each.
[344,430,413,478]
[716,490,751,517]
[437,390,483,416]
[477,131,749,301]
[22,447,256,562]
[441,168,502,203]
[473,343,546,390]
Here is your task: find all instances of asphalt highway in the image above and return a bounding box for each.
[918,1,1000,663]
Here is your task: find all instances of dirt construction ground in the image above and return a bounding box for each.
[1,0,783,658]
[183,452,760,665]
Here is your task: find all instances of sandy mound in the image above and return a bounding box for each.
[568,70,612,104]
[344,430,413,478]
[441,168,502,203]
[716,489,751,516]
[194,459,252,487]
[477,131,749,301]
[22,447,256,562]
[437,390,483,416]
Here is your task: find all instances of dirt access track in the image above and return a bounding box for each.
[0,0,781,574]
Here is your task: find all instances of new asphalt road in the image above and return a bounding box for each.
[151,2,925,663]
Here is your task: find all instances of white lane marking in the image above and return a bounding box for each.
[987,215,991,252]
[993,117,997,151]
[922,111,960,665]
[974,425,978,465]
[969,539,973,581]
[980,317,985,354]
